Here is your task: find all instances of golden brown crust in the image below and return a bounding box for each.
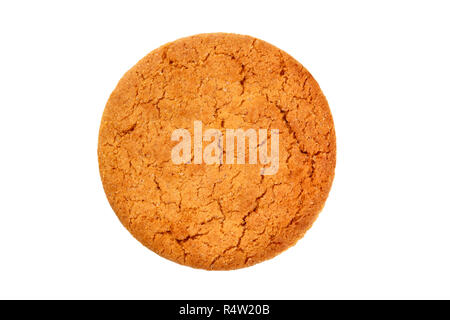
[98,33,336,270]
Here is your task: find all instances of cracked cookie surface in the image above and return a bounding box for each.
[98,33,336,270]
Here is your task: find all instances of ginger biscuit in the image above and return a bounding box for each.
[98,33,336,270]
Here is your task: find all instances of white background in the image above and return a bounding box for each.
[1,1,449,300]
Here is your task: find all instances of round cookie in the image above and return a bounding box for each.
[98,33,336,270]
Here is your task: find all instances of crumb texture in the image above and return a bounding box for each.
[98,33,336,270]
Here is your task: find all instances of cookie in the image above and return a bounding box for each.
[98,33,336,270]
